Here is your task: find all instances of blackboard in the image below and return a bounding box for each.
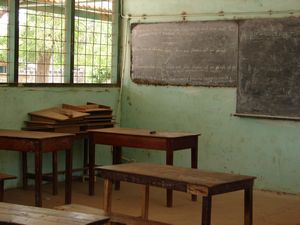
[131,21,238,87]
[237,17,300,118]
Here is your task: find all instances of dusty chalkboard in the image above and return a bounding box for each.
[131,21,238,87]
[237,17,300,118]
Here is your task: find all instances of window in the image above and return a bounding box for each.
[0,0,9,83]
[0,0,118,85]
[74,0,113,84]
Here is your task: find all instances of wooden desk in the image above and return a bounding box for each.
[24,132,90,196]
[96,163,256,225]
[0,202,109,225]
[88,127,200,207]
[0,129,74,207]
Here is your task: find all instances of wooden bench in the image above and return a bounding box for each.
[54,204,172,225]
[96,163,256,225]
[0,173,16,202]
[0,202,109,225]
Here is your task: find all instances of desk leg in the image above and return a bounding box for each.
[65,148,72,204]
[244,186,253,225]
[113,146,122,190]
[191,139,198,201]
[34,151,42,207]
[141,185,150,220]
[83,138,89,176]
[103,179,113,215]
[201,195,212,225]
[52,152,58,195]
[166,147,173,207]
[89,141,95,195]
[0,180,3,202]
[22,152,28,190]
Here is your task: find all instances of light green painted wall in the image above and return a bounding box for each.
[0,87,120,188]
[120,0,300,194]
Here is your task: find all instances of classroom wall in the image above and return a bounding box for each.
[0,87,120,188]
[119,0,300,194]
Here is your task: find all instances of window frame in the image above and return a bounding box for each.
[3,0,120,87]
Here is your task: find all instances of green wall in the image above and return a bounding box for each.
[0,87,120,188]
[120,0,300,194]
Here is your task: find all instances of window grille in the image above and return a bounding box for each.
[74,0,114,84]
[8,0,118,85]
[0,0,9,83]
[19,0,66,83]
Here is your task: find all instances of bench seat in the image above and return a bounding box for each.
[0,173,16,202]
[54,204,172,225]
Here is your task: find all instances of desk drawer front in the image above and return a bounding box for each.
[0,138,36,152]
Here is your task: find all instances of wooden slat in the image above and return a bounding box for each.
[88,127,200,139]
[0,129,74,140]
[54,204,172,225]
[96,163,255,195]
[0,202,109,225]
[0,173,16,181]
[97,163,255,188]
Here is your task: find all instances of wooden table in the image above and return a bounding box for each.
[96,163,256,225]
[0,173,16,202]
[88,127,200,207]
[0,129,74,207]
[0,202,109,225]
[24,131,90,196]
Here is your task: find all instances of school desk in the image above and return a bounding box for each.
[96,163,256,225]
[0,129,74,207]
[88,127,200,207]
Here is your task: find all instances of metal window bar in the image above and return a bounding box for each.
[0,0,9,83]
[74,0,114,84]
[18,0,66,84]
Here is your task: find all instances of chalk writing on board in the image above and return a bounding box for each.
[237,17,300,118]
[131,21,238,87]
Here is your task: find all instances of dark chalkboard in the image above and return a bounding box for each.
[237,17,300,118]
[131,21,238,87]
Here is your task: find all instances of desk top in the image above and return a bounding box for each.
[88,127,200,138]
[0,129,74,140]
[0,202,109,225]
[97,163,255,192]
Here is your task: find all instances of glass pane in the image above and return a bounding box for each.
[0,0,9,83]
[74,0,113,84]
[18,0,66,83]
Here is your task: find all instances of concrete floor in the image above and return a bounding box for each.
[3,179,300,225]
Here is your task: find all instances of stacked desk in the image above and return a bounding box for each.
[22,103,115,195]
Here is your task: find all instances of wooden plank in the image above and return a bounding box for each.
[96,163,255,194]
[0,129,74,140]
[89,128,200,139]
[54,204,172,225]
[0,202,109,225]
[29,107,89,121]
[0,173,16,181]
